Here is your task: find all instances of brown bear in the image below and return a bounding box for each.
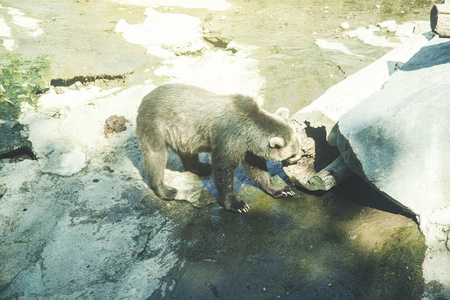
[136,83,301,213]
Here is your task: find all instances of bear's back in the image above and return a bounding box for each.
[136,83,294,158]
[137,84,234,153]
[140,84,229,118]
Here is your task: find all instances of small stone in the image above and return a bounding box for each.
[378,20,396,29]
[74,81,84,89]
[347,31,357,38]
[368,25,380,32]
[387,24,398,33]
[340,22,350,30]
[104,115,129,137]
[55,86,65,94]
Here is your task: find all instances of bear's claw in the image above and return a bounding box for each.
[225,200,250,213]
[282,190,295,197]
[237,203,250,213]
[273,186,295,198]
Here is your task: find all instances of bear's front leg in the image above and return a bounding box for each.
[242,152,295,198]
[212,153,249,213]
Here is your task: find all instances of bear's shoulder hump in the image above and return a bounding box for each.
[232,94,259,114]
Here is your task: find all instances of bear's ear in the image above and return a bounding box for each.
[269,136,286,149]
[275,107,290,122]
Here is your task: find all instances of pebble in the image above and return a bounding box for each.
[340,22,350,30]
[55,86,65,94]
[347,31,357,38]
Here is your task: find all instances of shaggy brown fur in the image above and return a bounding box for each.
[136,83,301,213]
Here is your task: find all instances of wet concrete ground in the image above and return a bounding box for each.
[0,0,434,299]
[146,174,425,299]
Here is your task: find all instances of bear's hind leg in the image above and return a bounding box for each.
[179,153,212,176]
[242,152,295,198]
[142,145,177,200]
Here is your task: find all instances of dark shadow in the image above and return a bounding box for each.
[334,118,416,219]
[304,122,340,172]
[334,175,415,219]
[0,146,36,161]
[50,74,126,87]
[0,121,36,162]
[400,40,450,71]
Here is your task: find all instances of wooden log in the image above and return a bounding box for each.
[284,154,352,192]
[431,4,450,37]
[283,122,352,191]
[307,155,353,191]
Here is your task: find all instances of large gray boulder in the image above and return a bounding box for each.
[286,33,433,192]
[337,37,450,293]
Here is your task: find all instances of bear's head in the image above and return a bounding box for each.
[266,107,302,163]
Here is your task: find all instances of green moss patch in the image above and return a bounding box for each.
[0,53,49,121]
[369,225,427,299]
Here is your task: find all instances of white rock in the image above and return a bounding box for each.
[315,39,356,56]
[164,169,215,207]
[368,24,380,32]
[394,21,416,38]
[340,22,350,30]
[0,18,12,37]
[336,37,450,291]
[39,148,87,176]
[2,38,14,51]
[114,8,208,55]
[378,20,397,29]
[387,24,398,33]
[146,45,176,58]
[413,21,431,35]
[154,48,265,104]
[347,31,357,38]
[350,26,399,48]
[12,15,43,36]
[114,19,129,33]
